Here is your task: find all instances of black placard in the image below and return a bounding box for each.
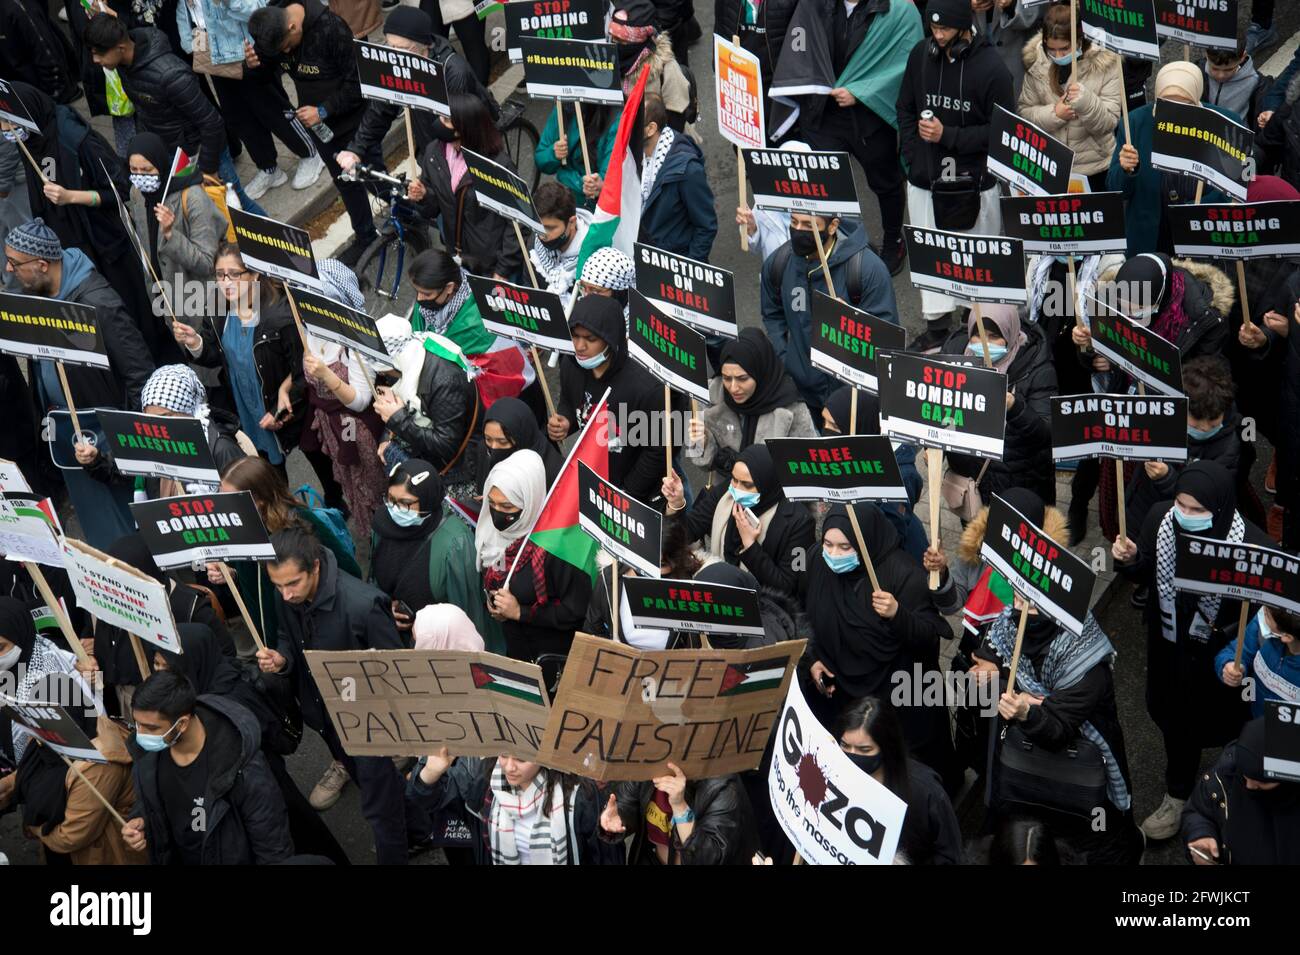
[0,291,108,369]
[229,207,321,291]
[1168,201,1300,259]
[505,0,607,62]
[877,351,1007,458]
[1173,534,1300,617]
[0,695,102,763]
[130,492,275,569]
[904,225,1027,305]
[1151,98,1252,202]
[468,273,574,353]
[293,286,391,367]
[808,291,906,394]
[1086,297,1183,396]
[463,147,544,233]
[1080,0,1160,61]
[1000,192,1128,255]
[354,39,450,115]
[577,462,662,577]
[627,290,710,402]
[622,575,765,636]
[521,36,622,104]
[767,435,908,503]
[742,147,859,217]
[980,493,1096,636]
[987,105,1075,197]
[0,78,39,133]
[1154,0,1238,50]
[97,409,220,483]
[1050,394,1189,461]
[633,243,737,338]
[1264,701,1300,782]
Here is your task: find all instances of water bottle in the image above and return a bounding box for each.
[225,181,242,212]
[313,121,334,144]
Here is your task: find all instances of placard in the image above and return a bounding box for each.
[0,495,65,567]
[0,695,102,763]
[1000,192,1128,255]
[463,147,544,233]
[1151,98,1252,202]
[627,290,710,402]
[130,491,275,569]
[634,243,738,338]
[1086,296,1183,396]
[0,458,32,493]
[0,291,109,369]
[539,633,803,780]
[1168,201,1300,259]
[504,0,606,63]
[354,38,450,115]
[1154,0,1238,50]
[877,351,1007,458]
[1264,701,1300,782]
[229,207,322,291]
[987,105,1074,197]
[1173,534,1300,617]
[714,34,766,150]
[809,291,906,393]
[742,147,859,217]
[293,285,391,367]
[520,36,622,104]
[62,537,181,653]
[622,576,765,636]
[577,462,662,576]
[467,273,575,353]
[96,409,220,484]
[904,226,1027,305]
[1050,394,1189,461]
[1080,0,1160,61]
[305,649,550,759]
[0,78,39,133]
[767,435,909,503]
[980,493,1096,636]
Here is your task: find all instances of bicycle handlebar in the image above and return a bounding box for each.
[339,163,407,188]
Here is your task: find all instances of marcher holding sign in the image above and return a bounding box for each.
[987,105,1075,198]
[95,409,221,485]
[809,292,907,395]
[1051,394,1188,461]
[1080,0,1160,61]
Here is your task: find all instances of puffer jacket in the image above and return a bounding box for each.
[175,0,262,65]
[1214,613,1300,719]
[607,774,759,864]
[416,142,524,278]
[1094,258,1233,362]
[385,346,480,486]
[625,33,694,133]
[1019,40,1123,176]
[688,375,817,477]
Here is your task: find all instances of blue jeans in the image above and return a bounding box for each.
[219,150,267,217]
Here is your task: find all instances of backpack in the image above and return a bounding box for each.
[678,63,700,126]
[294,485,357,559]
[763,241,867,305]
[198,175,237,242]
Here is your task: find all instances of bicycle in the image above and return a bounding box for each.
[498,91,541,192]
[350,164,432,315]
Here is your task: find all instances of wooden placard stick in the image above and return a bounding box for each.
[843,502,883,593]
[54,361,84,439]
[24,561,92,665]
[218,562,266,652]
[59,753,128,828]
[811,220,838,300]
[1005,600,1031,694]
[926,448,943,589]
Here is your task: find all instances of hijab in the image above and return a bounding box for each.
[475,449,547,571]
[126,130,177,269]
[159,623,242,695]
[0,595,38,667]
[1113,253,1193,343]
[692,562,760,649]
[485,397,563,485]
[713,444,784,563]
[717,329,802,444]
[16,672,98,836]
[373,458,445,543]
[967,303,1026,373]
[824,385,882,435]
[413,604,485,651]
[1174,459,1238,538]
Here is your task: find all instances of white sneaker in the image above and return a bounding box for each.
[292,153,326,190]
[244,166,287,200]
[1139,792,1186,841]
[309,760,350,811]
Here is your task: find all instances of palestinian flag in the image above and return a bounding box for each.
[411,293,535,410]
[573,63,651,282]
[470,661,546,705]
[445,496,480,529]
[161,147,198,201]
[719,657,787,696]
[963,566,1014,637]
[506,389,610,584]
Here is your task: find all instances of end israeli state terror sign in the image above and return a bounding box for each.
[621,577,766,637]
[714,34,765,150]
[1050,394,1189,462]
[1154,0,1238,50]
[1086,298,1183,396]
[130,491,275,569]
[62,537,182,653]
[1081,0,1160,61]
[1173,534,1300,617]
[97,409,219,484]
[1151,98,1252,202]
[980,493,1096,636]
[627,290,710,402]
[1000,192,1128,255]
[767,435,908,504]
[809,292,906,394]
[354,39,450,115]
[742,147,859,217]
[877,351,1007,459]
[521,36,622,104]
[0,291,108,370]
[1168,201,1300,260]
[229,208,322,292]
[467,274,574,353]
[904,226,1027,305]
[634,243,737,338]
[987,105,1074,197]
[505,0,606,64]
[463,147,544,233]
[577,462,662,577]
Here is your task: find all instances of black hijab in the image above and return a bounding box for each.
[719,444,783,562]
[693,562,759,649]
[0,594,38,666]
[824,385,881,435]
[569,294,629,376]
[8,80,97,247]
[16,672,98,836]
[485,397,563,484]
[372,458,445,543]
[718,329,802,438]
[1174,459,1238,538]
[160,623,241,696]
[126,130,172,269]
[1113,252,1172,318]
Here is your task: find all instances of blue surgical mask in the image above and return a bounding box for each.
[1173,506,1214,533]
[968,342,1008,362]
[130,172,161,194]
[2,127,29,143]
[136,717,182,752]
[1188,421,1224,441]
[386,502,426,527]
[1257,608,1274,640]
[822,548,861,574]
[729,485,760,508]
[576,348,608,370]
[1051,51,1078,66]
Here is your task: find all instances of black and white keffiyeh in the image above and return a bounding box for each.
[579,246,635,291]
[641,126,675,203]
[141,364,211,430]
[488,762,571,865]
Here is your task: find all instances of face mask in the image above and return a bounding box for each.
[845,751,883,775]
[1053,255,1071,265]
[822,548,860,574]
[1129,309,1156,327]
[1050,51,1078,66]
[1188,422,1224,441]
[2,127,29,143]
[729,485,760,508]
[386,502,426,527]
[789,226,828,259]
[430,122,458,142]
[540,228,571,251]
[136,717,182,752]
[1258,608,1274,640]
[131,172,161,194]
[491,507,522,531]
[576,348,608,370]
[1173,506,1214,533]
[487,446,514,469]
[0,645,20,671]
[617,41,645,73]
[968,342,1007,362]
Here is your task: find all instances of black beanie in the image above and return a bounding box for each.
[385,6,434,47]
[926,0,973,31]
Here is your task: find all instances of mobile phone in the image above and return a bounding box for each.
[741,505,760,530]
[394,600,414,619]
[274,406,291,422]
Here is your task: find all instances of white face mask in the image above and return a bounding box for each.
[0,645,20,671]
[2,127,29,143]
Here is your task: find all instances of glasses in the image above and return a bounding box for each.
[387,497,421,512]
[215,269,250,281]
[5,256,42,270]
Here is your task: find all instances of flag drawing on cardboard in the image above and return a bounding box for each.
[0,494,65,567]
[719,656,788,696]
[470,660,547,705]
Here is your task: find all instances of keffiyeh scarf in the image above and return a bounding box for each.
[1155,507,1245,643]
[488,763,570,865]
[641,126,675,203]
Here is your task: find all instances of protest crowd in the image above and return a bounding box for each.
[3,0,1300,872]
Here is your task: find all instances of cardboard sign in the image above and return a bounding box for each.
[1173,534,1300,617]
[304,649,550,759]
[0,291,109,370]
[627,290,710,402]
[1151,99,1252,202]
[467,273,575,353]
[0,78,39,133]
[1087,298,1183,396]
[0,495,64,567]
[1264,701,1300,782]
[743,147,859,217]
[714,35,766,150]
[354,39,450,115]
[768,679,907,865]
[293,285,391,367]
[520,36,622,104]
[1000,192,1129,255]
[539,633,803,780]
[0,458,32,493]
[1154,0,1238,50]
[987,105,1075,197]
[229,207,322,292]
[980,494,1096,636]
[62,538,182,653]
[877,351,1007,458]
[0,695,102,763]
[1168,201,1300,259]
[504,0,606,63]
[462,147,544,233]
[577,462,662,577]
[904,226,1027,305]
[634,243,738,338]
[809,291,907,394]
[767,435,909,503]
[1080,0,1160,61]
[130,492,274,569]
[96,409,220,484]
[1050,394,1189,461]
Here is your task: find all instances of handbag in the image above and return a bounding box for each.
[930,173,982,231]
[994,723,1109,817]
[191,29,244,79]
[940,459,990,522]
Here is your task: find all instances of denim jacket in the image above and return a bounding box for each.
[176,0,264,66]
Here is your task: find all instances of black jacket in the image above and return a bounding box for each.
[96,593,235,688]
[1124,408,1244,535]
[256,0,364,134]
[714,0,798,86]
[0,0,80,103]
[898,759,963,865]
[1245,268,1300,507]
[118,27,226,174]
[680,486,814,601]
[274,548,404,731]
[1181,738,1300,865]
[385,348,480,487]
[608,774,758,864]
[416,141,524,278]
[638,132,717,262]
[128,695,294,865]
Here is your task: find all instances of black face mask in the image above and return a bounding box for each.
[491,507,522,531]
[540,227,571,251]
[846,751,883,775]
[430,122,458,143]
[617,41,646,74]
[487,446,515,469]
[789,226,829,259]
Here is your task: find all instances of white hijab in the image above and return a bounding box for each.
[475,449,547,571]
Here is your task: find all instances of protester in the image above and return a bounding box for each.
[0,0,81,104]
[528,182,591,306]
[536,104,616,212]
[411,604,484,651]
[575,246,636,308]
[1202,35,1272,132]
[477,397,564,490]
[638,94,717,262]
[583,517,703,645]
[1217,604,1300,719]
[610,0,695,131]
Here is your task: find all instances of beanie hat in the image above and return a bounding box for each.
[384,6,433,47]
[926,0,972,31]
[1155,61,1204,102]
[5,217,63,261]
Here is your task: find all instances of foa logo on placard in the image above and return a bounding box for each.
[49,885,152,936]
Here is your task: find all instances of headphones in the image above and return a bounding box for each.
[927,31,972,60]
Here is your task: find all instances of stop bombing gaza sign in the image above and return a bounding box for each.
[1000,192,1128,256]
[1168,201,1300,259]
[986,105,1074,198]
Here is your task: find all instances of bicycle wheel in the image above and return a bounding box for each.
[356,232,414,316]
[502,115,541,191]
